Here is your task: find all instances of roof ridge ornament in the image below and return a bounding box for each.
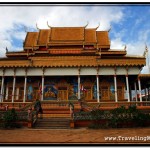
[47,21,51,28]
[23,25,28,33]
[108,25,111,32]
[124,45,127,51]
[95,23,100,30]
[84,21,89,28]
[36,23,40,30]
[6,47,8,53]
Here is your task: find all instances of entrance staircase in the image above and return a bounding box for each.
[35,117,71,129]
[33,100,80,129]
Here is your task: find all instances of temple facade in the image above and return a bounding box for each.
[0,25,147,103]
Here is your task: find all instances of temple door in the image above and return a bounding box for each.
[101,86,110,100]
[57,87,68,100]
[8,87,13,101]
[117,86,124,100]
[83,87,93,100]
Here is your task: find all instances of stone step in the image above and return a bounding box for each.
[34,126,70,129]
[36,124,70,127]
[35,117,71,129]
[38,114,71,118]
[43,110,70,114]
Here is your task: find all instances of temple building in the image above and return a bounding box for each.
[0,24,148,104]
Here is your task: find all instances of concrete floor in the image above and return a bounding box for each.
[0,127,150,145]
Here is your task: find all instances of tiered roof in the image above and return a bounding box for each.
[23,27,110,49]
[1,25,146,68]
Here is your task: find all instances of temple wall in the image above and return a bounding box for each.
[0,68,3,76]
[0,66,141,76]
[128,67,140,75]
[27,68,43,76]
[4,68,14,76]
[44,68,78,76]
[16,68,26,76]
[98,67,114,75]
[80,68,97,75]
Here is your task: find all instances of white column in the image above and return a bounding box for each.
[138,77,142,102]
[23,76,27,102]
[96,75,100,102]
[126,75,130,102]
[134,82,138,102]
[145,88,147,101]
[114,75,118,102]
[6,85,8,100]
[16,88,19,100]
[41,76,44,101]
[12,76,16,102]
[0,76,4,102]
[78,75,80,99]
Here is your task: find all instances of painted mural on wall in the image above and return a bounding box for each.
[44,85,58,100]
[93,83,97,99]
[24,76,97,101]
[27,85,33,100]
[110,84,115,100]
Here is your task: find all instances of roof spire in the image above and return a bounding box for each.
[47,21,51,28]
[145,44,148,53]
[143,44,148,57]
[36,23,40,30]
[95,23,100,30]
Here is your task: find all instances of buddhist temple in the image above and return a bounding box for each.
[0,24,148,104]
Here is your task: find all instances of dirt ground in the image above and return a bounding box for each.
[0,127,150,145]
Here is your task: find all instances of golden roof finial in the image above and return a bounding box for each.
[95,22,100,30]
[6,47,8,53]
[84,21,89,28]
[36,23,40,30]
[108,25,111,32]
[124,45,127,51]
[47,21,51,28]
[24,25,28,32]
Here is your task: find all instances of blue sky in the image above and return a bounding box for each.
[0,4,150,73]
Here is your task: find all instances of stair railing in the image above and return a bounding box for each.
[68,102,74,119]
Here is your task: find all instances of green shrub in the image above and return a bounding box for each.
[3,108,19,128]
[90,109,104,120]
[88,122,109,129]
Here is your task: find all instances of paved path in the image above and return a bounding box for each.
[0,127,150,144]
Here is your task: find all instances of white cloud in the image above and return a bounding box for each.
[110,38,125,50]
[0,5,124,57]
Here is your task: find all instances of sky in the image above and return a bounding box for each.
[0,4,150,73]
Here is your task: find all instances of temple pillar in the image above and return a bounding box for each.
[5,84,8,100]
[78,75,80,99]
[23,76,27,102]
[0,76,4,102]
[138,77,142,102]
[126,75,130,102]
[12,76,16,102]
[134,82,138,102]
[41,75,44,101]
[114,75,118,102]
[96,75,100,102]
